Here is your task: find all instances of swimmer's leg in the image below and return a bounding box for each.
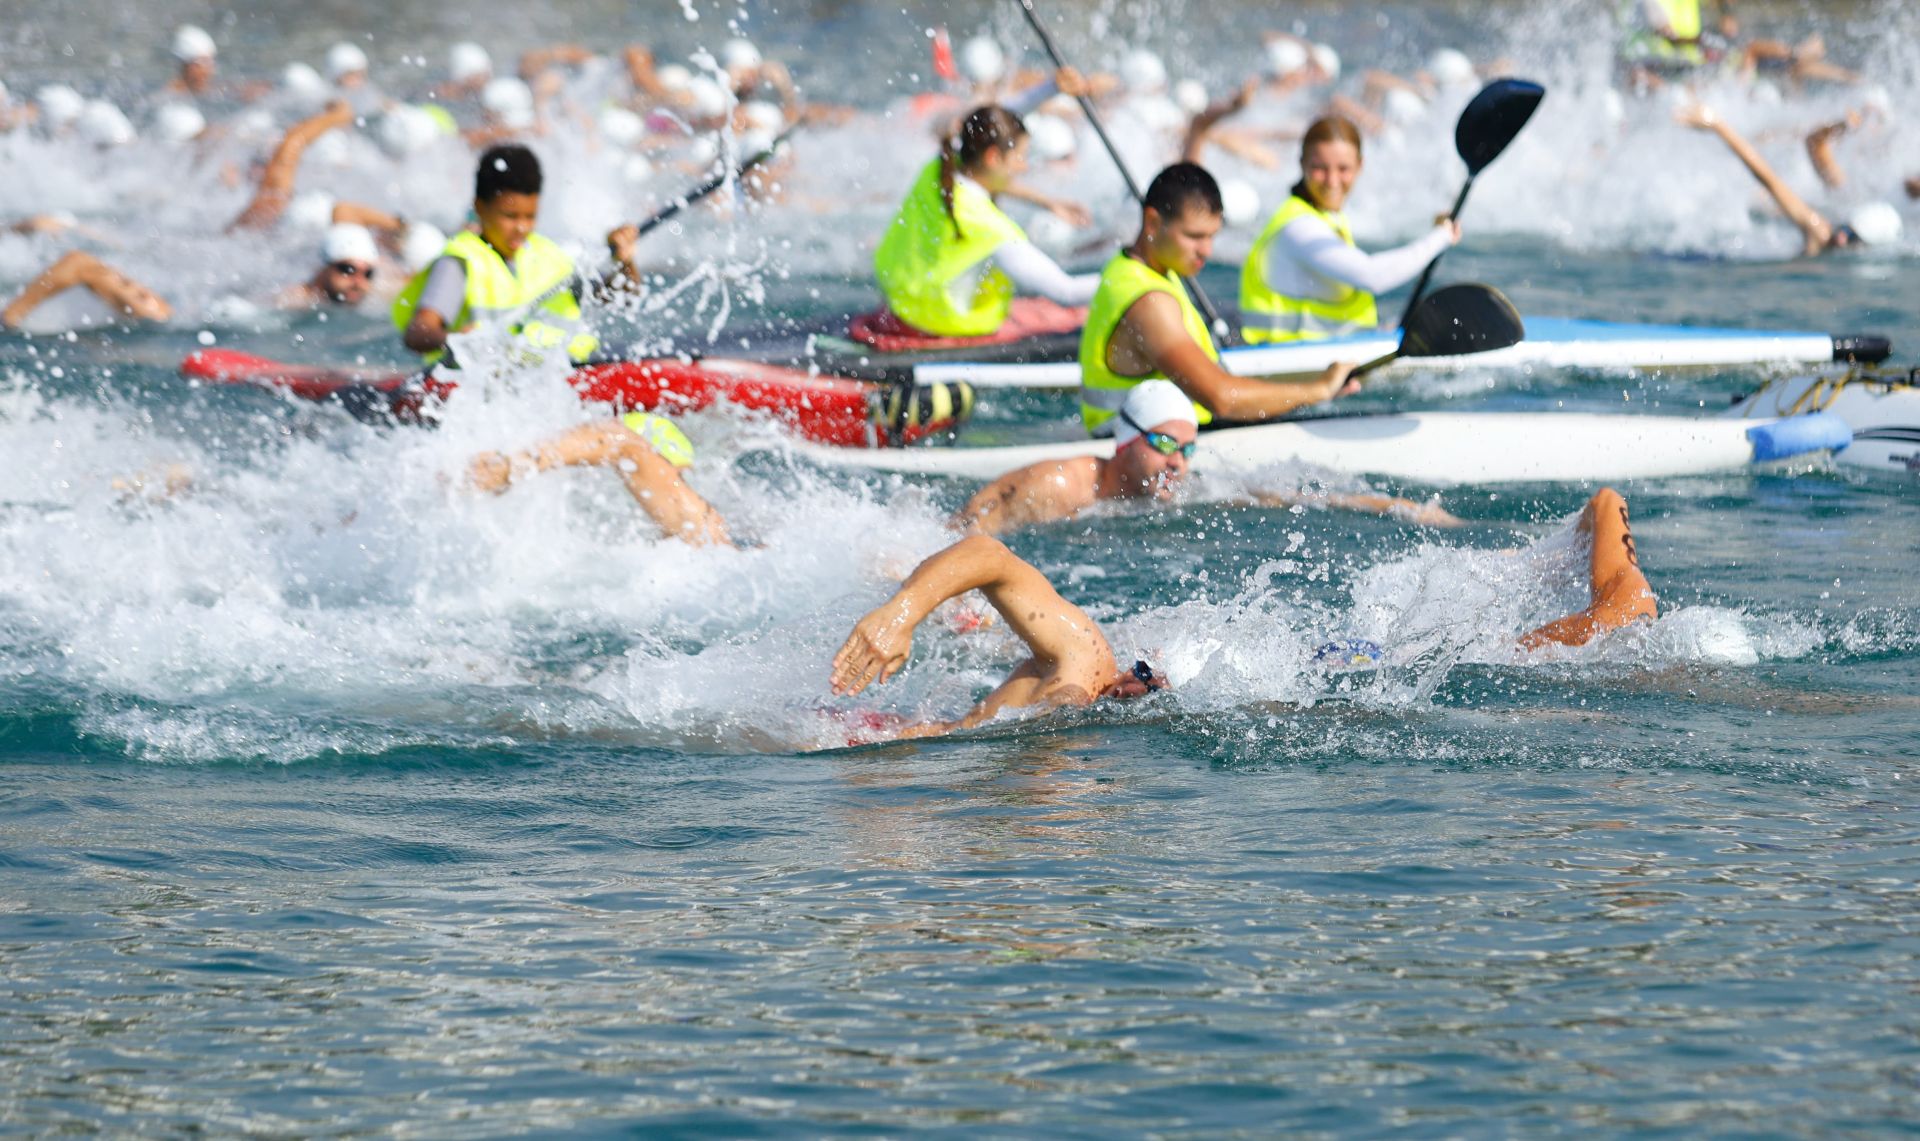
[1519,487,1657,649]
[468,417,732,547]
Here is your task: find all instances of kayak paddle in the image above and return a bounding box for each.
[1015,0,1234,348]
[1358,282,1525,377]
[1396,78,1546,327]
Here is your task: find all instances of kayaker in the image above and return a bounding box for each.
[1676,103,1903,257]
[393,143,642,367]
[831,488,1658,743]
[1238,115,1459,345]
[866,104,1097,346]
[958,380,1457,535]
[1080,161,1357,436]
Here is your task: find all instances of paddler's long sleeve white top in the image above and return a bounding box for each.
[989,240,1100,306]
[1261,214,1454,302]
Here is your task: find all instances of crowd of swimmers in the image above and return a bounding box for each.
[0,4,1897,743]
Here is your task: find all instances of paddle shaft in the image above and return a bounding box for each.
[503,128,797,328]
[1352,348,1401,378]
[1395,175,1474,329]
[1015,0,1233,348]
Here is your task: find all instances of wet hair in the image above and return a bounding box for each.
[1143,161,1223,220]
[1293,115,1364,207]
[939,105,1027,238]
[475,144,542,201]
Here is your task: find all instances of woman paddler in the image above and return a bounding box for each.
[866,105,1097,346]
[1239,115,1460,344]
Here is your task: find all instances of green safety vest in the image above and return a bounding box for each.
[391,230,598,365]
[1240,195,1380,345]
[873,159,1027,338]
[1623,0,1704,63]
[1077,251,1216,435]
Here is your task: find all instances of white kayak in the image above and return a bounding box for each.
[785,411,1850,486]
[1728,370,1920,474]
[904,318,1886,390]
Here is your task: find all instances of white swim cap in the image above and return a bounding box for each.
[1311,44,1341,82]
[687,135,721,166]
[1173,79,1208,116]
[1113,380,1198,442]
[741,99,783,133]
[322,222,379,265]
[622,152,656,183]
[599,105,645,147]
[400,221,446,270]
[378,104,440,156]
[959,36,1005,85]
[1023,111,1076,160]
[326,42,370,82]
[1120,49,1168,94]
[1845,201,1903,246]
[449,41,492,84]
[154,102,207,143]
[655,63,694,93]
[737,127,777,158]
[1383,87,1428,126]
[1427,48,1474,88]
[1220,178,1261,227]
[78,100,135,147]
[686,75,728,120]
[482,76,535,128]
[287,190,336,231]
[720,38,762,73]
[172,24,216,63]
[1265,38,1308,78]
[37,85,86,129]
[281,62,329,107]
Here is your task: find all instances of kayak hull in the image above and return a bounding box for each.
[785,411,1833,485]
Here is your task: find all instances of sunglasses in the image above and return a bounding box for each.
[330,262,376,279]
[1118,408,1196,458]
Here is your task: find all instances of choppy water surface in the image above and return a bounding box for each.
[5,0,1920,1133]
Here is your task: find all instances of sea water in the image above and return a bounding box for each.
[3,0,1920,1134]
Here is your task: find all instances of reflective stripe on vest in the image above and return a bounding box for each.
[873,159,1027,338]
[391,230,598,365]
[1622,0,1704,62]
[1239,195,1380,345]
[1077,252,1216,434]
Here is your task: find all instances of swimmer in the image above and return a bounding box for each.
[869,105,1097,345]
[394,144,643,368]
[831,488,1655,742]
[1240,116,1459,345]
[955,380,1457,536]
[1,251,171,330]
[228,101,357,231]
[1079,162,1356,435]
[166,25,218,98]
[1677,103,1903,257]
[466,415,732,547]
[272,223,387,310]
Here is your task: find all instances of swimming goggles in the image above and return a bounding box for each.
[1117,408,1196,458]
[330,261,376,279]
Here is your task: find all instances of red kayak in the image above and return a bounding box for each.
[179,349,973,448]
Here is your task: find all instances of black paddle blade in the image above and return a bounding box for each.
[1400,283,1526,358]
[1456,78,1545,175]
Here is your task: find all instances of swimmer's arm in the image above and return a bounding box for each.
[229,101,355,232]
[2,251,171,329]
[1180,79,1257,164]
[1678,106,1832,250]
[330,200,405,235]
[1804,115,1855,191]
[1246,488,1463,527]
[518,43,595,81]
[996,185,1092,229]
[831,535,1109,698]
[1119,291,1357,422]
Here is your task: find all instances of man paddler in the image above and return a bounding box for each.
[1079,162,1357,435]
[393,143,640,368]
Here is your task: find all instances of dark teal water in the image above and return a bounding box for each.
[6,0,1920,1131]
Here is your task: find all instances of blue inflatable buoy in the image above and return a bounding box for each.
[1747,412,1852,463]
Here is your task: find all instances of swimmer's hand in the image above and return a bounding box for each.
[831,602,916,696]
[468,451,514,493]
[1674,103,1720,131]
